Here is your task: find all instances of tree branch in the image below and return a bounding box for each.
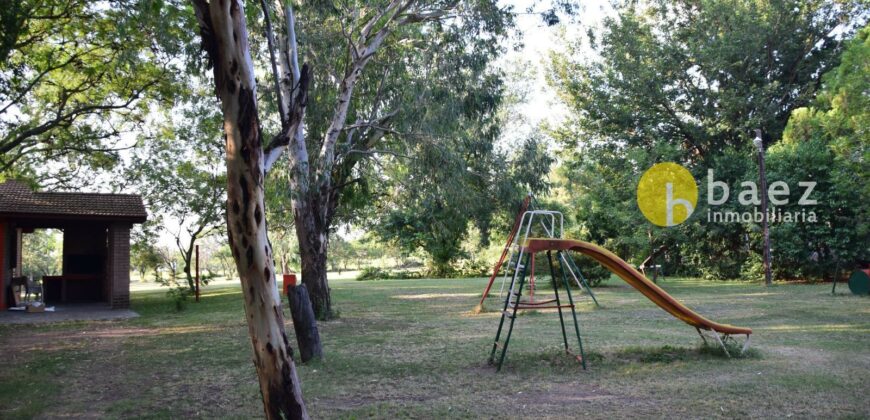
[259,0,288,125]
[269,0,311,186]
[316,0,461,191]
[263,64,310,172]
[0,80,158,156]
[346,149,410,159]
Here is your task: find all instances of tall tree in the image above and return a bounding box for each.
[260,0,513,318]
[769,25,870,278]
[127,84,227,292]
[190,0,309,416]
[190,0,512,413]
[549,0,866,162]
[232,0,510,319]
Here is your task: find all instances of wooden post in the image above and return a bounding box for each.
[286,284,323,363]
[195,244,200,302]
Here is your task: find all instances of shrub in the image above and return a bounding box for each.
[453,257,490,278]
[356,267,391,281]
[570,255,610,287]
[167,286,191,311]
[355,267,423,281]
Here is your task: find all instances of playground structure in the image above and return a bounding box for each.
[474,197,599,314]
[482,197,754,371]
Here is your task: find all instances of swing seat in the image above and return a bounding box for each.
[512,298,574,310]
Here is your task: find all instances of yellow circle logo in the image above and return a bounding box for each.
[637,163,698,227]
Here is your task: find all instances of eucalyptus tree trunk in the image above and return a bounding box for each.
[191,0,309,417]
[194,0,456,352]
[259,0,451,322]
[294,183,349,318]
[296,210,332,318]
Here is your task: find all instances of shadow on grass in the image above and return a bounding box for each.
[613,343,761,364]
[500,342,762,373]
[699,341,762,359]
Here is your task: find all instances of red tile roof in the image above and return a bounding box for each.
[0,180,147,222]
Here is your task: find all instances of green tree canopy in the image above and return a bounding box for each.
[549,0,866,161]
[256,1,549,277]
[547,0,867,279]
[126,83,226,291]
[771,24,870,275]
[21,229,62,279]
[0,0,192,186]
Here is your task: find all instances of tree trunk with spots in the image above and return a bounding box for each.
[190,0,309,418]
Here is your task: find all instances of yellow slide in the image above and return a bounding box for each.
[525,238,752,336]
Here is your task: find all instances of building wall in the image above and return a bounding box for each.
[0,222,21,309]
[0,222,24,308]
[0,221,6,309]
[105,223,131,308]
[14,228,21,273]
[62,225,107,275]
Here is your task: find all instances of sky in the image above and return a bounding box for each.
[498,0,613,131]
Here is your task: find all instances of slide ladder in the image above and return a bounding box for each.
[488,250,587,371]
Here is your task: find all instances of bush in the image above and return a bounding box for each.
[570,255,610,287]
[167,286,192,311]
[355,267,422,281]
[740,252,765,282]
[356,267,390,281]
[453,257,490,278]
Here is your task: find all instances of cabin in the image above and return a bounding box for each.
[0,180,146,309]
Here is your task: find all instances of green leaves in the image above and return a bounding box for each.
[770,25,870,277]
[550,0,866,162]
[22,229,62,279]
[547,1,868,280]
[0,0,190,187]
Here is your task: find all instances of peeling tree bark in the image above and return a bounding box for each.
[190,0,309,418]
[296,209,331,318]
[288,0,421,320]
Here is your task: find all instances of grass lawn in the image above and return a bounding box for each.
[1,275,868,418]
